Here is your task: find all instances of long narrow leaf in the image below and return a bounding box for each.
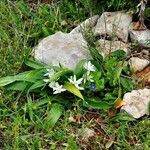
[84,98,112,110]
[74,59,86,77]
[44,103,63,131]
[50,69,72,82]
[0,76,16,87]
[64,82,84,100]
[5,81,31,91]
[29,80,46,91]
[32,97,51,109]
[0,69,45,87]
[24,59,45,69]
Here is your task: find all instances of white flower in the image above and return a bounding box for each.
[49,82,66,94]
[84,61,96,72]
[68,75,84,90]
[43,79,50,83]
[44,69,55,78]
[83,72,94,83]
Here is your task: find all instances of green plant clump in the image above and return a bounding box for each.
[0,49,135,130]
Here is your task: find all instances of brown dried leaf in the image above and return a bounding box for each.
[136,65,150,87]
[75,115,81,124]
[108,109,117,116]
[132,21,147,31]
[114,99,126,109]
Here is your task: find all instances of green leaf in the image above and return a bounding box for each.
[32,97,51,110]
[95,78,104,90]
[24,59,45,69]
[0,76,16,87]
[92,71,102,80]
[113,62,124,85]
[74,59,86,78]
[50,69,72,82]
[5,81,31,91]
[111,50,126,59]
[84,98,112,110]
[109,112,135,122]
[89,47,103,63]
[44,103,63,130]
[27,95,34,121]
[120,77,133,91]
[29,80,46,91]
[16,69,45,82]
[64,82,84,100]
[0,69,45,87]
[104,93,117,101]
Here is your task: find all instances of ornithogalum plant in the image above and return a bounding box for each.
[0,50,135,130]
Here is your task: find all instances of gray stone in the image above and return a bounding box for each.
[70,15,99,34]
[96,39,129,56]
[129,57,149,72]
[94,12,132,42]
[129,23,150,48]
[121,88,150,119]
[34,31,90,69]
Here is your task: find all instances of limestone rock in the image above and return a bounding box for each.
[94,12,132,42]
[96,39,129,56]
[129,23,150,48]
[129,57,149,72]
[34,31,90,69]
[121,88,150,119]
[70,15,99,34]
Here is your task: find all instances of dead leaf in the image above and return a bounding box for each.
[75,115,81,124]
[132,21,147,31]
[105,138,114,149]
[108,109,117,116]
[60,20,67,26]
[136,65,150,87]
[114,99,126,109]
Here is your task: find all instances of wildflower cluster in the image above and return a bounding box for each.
[43,61,96,94]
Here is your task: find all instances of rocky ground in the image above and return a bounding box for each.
[34,11,150,119]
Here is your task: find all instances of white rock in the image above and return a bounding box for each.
[96,39,129,56]
[129,57,149,72]
[121,88,150,119]
[94,12,132,42]
[129,23,150,48]
[34,32,90,69]
[70,15,99,34]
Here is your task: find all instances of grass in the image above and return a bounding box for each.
[0,0,150,149]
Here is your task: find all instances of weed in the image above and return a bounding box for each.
[0,0,150,149]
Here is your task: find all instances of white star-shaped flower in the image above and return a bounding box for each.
[44,69,55,78]
[49,82,66,94]
[68,75,84,90]
[43,79,50,83]
[84,61,96,72]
